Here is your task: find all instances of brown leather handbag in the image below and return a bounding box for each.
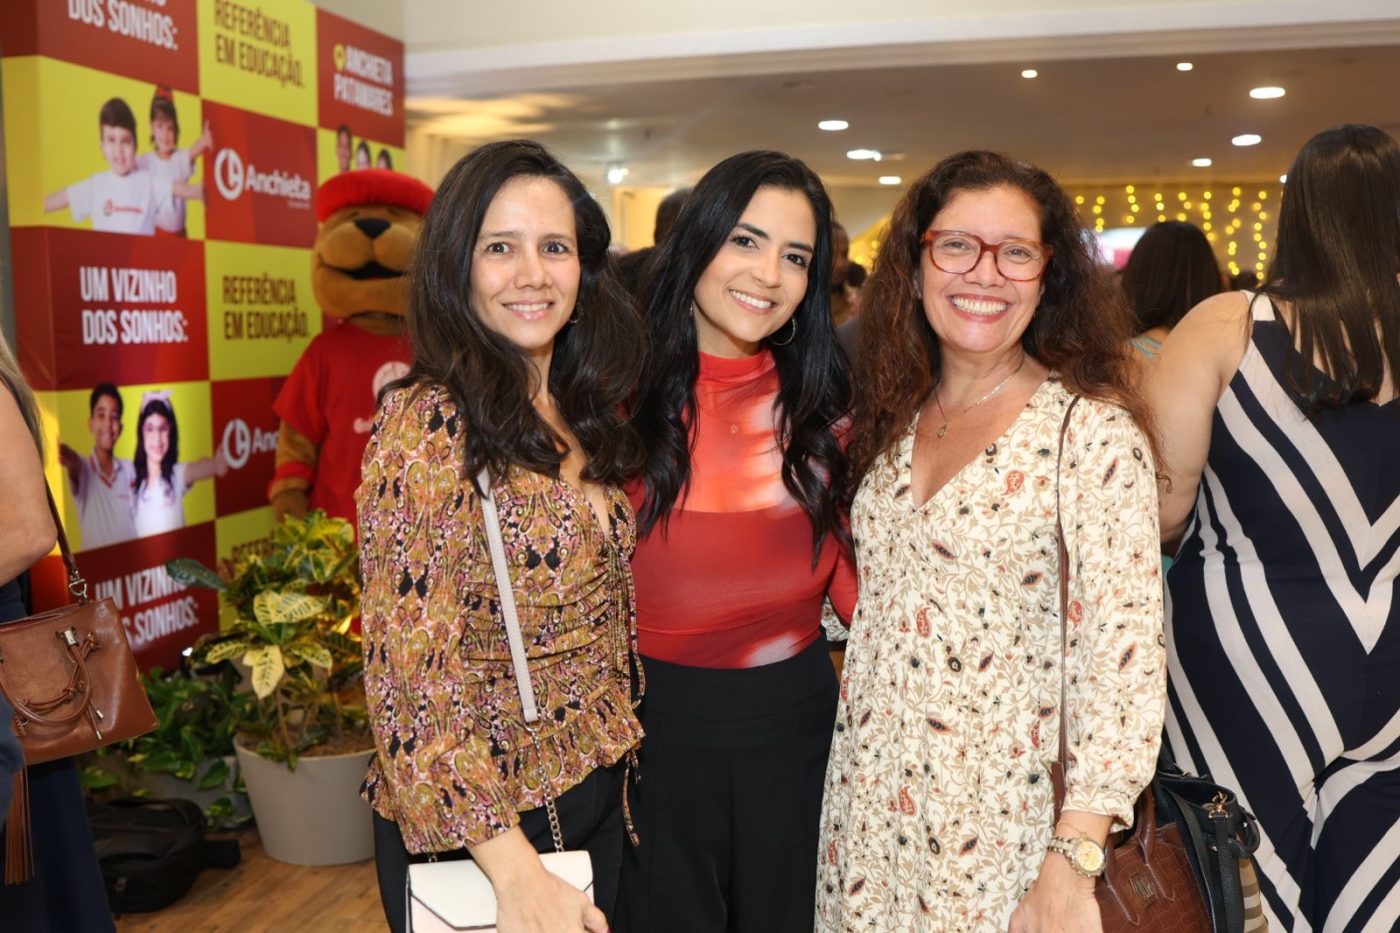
[0,483,158,882]
[1051,398,1261,933]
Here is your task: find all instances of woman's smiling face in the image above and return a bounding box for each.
[920,184,1046,364]
[468,175,580,368]
[691,185,816,358]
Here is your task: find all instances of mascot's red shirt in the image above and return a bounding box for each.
[274,321,410,526]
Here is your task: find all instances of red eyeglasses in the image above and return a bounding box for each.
[920,230,1052,281]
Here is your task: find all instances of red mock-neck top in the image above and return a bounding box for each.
[628,349,857,669]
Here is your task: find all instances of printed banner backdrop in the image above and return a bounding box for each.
[0,0,405,669]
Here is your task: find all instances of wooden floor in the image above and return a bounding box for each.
[115,649,848,931]
[115,829,384,932]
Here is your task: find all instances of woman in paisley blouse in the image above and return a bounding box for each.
[819,151,1166,931]
[357,140,645,933]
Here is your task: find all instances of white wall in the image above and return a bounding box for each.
[311,0,403,40]
[405,0,1387,52]
[405,0,1399,95]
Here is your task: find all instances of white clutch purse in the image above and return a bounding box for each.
[407,851,594,932]
[404,467,594,932]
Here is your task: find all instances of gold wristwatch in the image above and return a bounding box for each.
[1047,834,1106,878]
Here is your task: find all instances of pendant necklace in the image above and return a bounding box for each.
[933,356,1026,438]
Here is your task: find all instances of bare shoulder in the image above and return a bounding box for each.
[1170,292,1253,354]
[1159,291,1254,390]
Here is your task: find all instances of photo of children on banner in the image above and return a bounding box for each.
[59,387,227,547]
[131,390,227,536]
[137,85,213,236]
[355,140,372,170]
[58,383,137,549]
[43,93,205,237]
[336,124,354,174]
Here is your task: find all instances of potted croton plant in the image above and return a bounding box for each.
[166,510,375,866]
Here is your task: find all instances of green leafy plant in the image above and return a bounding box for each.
[166,510,370,769]
[115,665,255,828]
[124,665,252,788]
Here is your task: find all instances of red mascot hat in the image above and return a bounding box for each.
[315,168,435,221]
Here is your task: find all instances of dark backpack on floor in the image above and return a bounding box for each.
[86,796,236,913]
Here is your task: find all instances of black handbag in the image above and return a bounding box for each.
[1153,758,1266,932]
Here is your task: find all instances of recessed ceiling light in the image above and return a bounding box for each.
[1232,134,1262,147]
[1249,86,1286,99]
[1279,174,1288,184]
[878,176,902,186]
[818,119,849,131]
[1192,158,1213,167]
[605,166,629,184]
[1021,69,1038,79]
[846,149,882,161]
[1176,62,1194,72]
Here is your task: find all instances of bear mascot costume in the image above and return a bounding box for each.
[269,168,434,524]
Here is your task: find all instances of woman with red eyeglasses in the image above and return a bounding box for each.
[818,151,1167,931]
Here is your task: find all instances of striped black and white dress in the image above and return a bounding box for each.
[1165,293,1400,933]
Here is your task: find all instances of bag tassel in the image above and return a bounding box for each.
[4,766,34,884]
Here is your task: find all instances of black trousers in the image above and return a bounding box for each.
[617,637,838,933]
[373,761,625,933]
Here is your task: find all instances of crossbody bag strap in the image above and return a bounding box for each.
[5,372,87,603]
[43,480,91,604]
[476,467,540,725]
[1053,395,1082,818]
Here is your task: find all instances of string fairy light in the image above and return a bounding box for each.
[1067,180,1280,274]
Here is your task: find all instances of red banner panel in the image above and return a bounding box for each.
[211,375,283,515]
[25,227,208,391]
[0,0,199,92]
[203,100,316,248]
[30,522,219,672]
[316,8,404,147]
[11,229,57,389]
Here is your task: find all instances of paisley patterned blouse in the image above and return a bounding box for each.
[817,378,1165,930]
[356,384,644,853]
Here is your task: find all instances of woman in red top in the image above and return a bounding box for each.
[619,151,857,932]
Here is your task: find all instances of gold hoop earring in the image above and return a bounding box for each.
[768,315,797,347]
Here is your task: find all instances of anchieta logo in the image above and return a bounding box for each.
[213,147,312,205]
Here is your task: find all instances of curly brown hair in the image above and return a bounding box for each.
[847,150,1158,495]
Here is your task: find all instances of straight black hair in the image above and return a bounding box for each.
[1121,221,1222,332]
[90,382,123,417]
[632,150,851,556]
[1262,124,1400,410]
[395,139,644,487]
[134,398,177,490]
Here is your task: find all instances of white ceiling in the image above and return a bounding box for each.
[407,43,1400,196]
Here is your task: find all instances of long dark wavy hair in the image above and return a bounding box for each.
[395,139,644,486]
[632,150,851,555]
[134,398,178,491]
[1261,124,1400,410]
[848,150,1157,493]
[1121,221,1223,333]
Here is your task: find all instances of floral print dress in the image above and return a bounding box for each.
[816,378,1165,931]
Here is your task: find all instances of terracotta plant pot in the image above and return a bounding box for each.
[234,741,375,865]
